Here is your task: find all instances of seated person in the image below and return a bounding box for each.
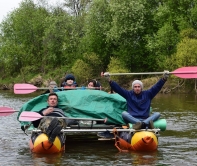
[87,79,97,88]
[87,79,101,90]
[42,81,60,95]
[105,71,169,130]
[32,93,78,143]
[61,74,78,89]
[95,80,102,90]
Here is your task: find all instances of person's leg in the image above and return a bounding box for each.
[66,119,79,126]
[122,111,141,124]
[143,112,160,125]
[48,125,62,143]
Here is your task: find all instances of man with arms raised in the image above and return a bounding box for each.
[104,71,169,130]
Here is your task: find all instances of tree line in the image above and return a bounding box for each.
[0,0,197,86]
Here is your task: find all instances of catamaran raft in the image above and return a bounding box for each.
[16,89,166,154]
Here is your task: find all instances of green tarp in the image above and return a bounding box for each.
[18,90,127,126]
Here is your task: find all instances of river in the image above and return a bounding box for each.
[0,91,197,165]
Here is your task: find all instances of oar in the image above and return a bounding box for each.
[14,84,100,94]
[19,111,107,122]
[101,66,197,78]
[0,107,18,116]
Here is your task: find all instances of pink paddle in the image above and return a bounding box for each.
[19,111,107,122]
[0,107,17,116]
[14,84,41,94]
[101,66,197,78]
[171,66,197,78]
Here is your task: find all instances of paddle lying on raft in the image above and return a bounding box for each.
[19,111,107,122]
[0,107,18,116]
[101,66,197,78]
[14,84,101,94]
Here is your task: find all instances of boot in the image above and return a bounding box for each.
[149,120,154,129]
[48,125,62,143]
[132,122,142,130]
[46,118,59,137]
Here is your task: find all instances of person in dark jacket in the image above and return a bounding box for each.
[61,74,78,89]
[32,93,78,143]
[104,71,169,130]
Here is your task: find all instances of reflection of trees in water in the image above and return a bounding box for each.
[113,151,158,165]
[131,151,158,165]
[32,153,63,165]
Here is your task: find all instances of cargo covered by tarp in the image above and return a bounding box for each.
[18,90,127,126]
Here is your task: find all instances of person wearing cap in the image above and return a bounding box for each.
[42,81,60,95]
[105,71,169,130]
[61,74,78,89]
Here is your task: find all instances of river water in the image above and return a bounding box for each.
[0,91,197,166]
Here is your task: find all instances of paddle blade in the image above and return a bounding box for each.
[19,111,43,121]
[14,84,38,94]
[172,66,197,78]
[0,107,16,116]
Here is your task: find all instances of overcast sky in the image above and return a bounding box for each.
[0,0,64,23]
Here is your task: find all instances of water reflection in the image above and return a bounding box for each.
[32,153,63,165]
[115,151,158,165]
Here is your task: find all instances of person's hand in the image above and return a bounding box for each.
[21,124,31,135]
[49,86,53,93]
[163,70,169,80]
[101,72,111,81]
[43,107,54,115]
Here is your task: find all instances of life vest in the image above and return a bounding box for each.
[64,84,77,90]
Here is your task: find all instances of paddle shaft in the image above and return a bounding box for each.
[0,107,18,116]
[0,111,19,113]
[105,71,197,76]
[19,111,107,122]
[15,87,100,90]
[32,128,160,133]
[22,115,106,121]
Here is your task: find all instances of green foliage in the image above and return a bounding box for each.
[165,28,197,70]
[1,0,197,87]
[79,0,112,68]
[146,23,179,70]
[72,53,102,85]
[175,37,197,66]
[107,57,131,85]
[0,0,49,75]
[72,59,92,85]
[42,9,73,70]
[180,28,197,39]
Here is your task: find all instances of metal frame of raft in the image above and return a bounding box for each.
[31,128,160,135]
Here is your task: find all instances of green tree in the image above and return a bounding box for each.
[0,0,49,76]
[79,0,112,69]
[72,52,102,85]
[146,23,179,70]
[107,57,130,86]
[107,0,159,72]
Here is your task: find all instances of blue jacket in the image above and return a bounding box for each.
[110,79,166,119]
